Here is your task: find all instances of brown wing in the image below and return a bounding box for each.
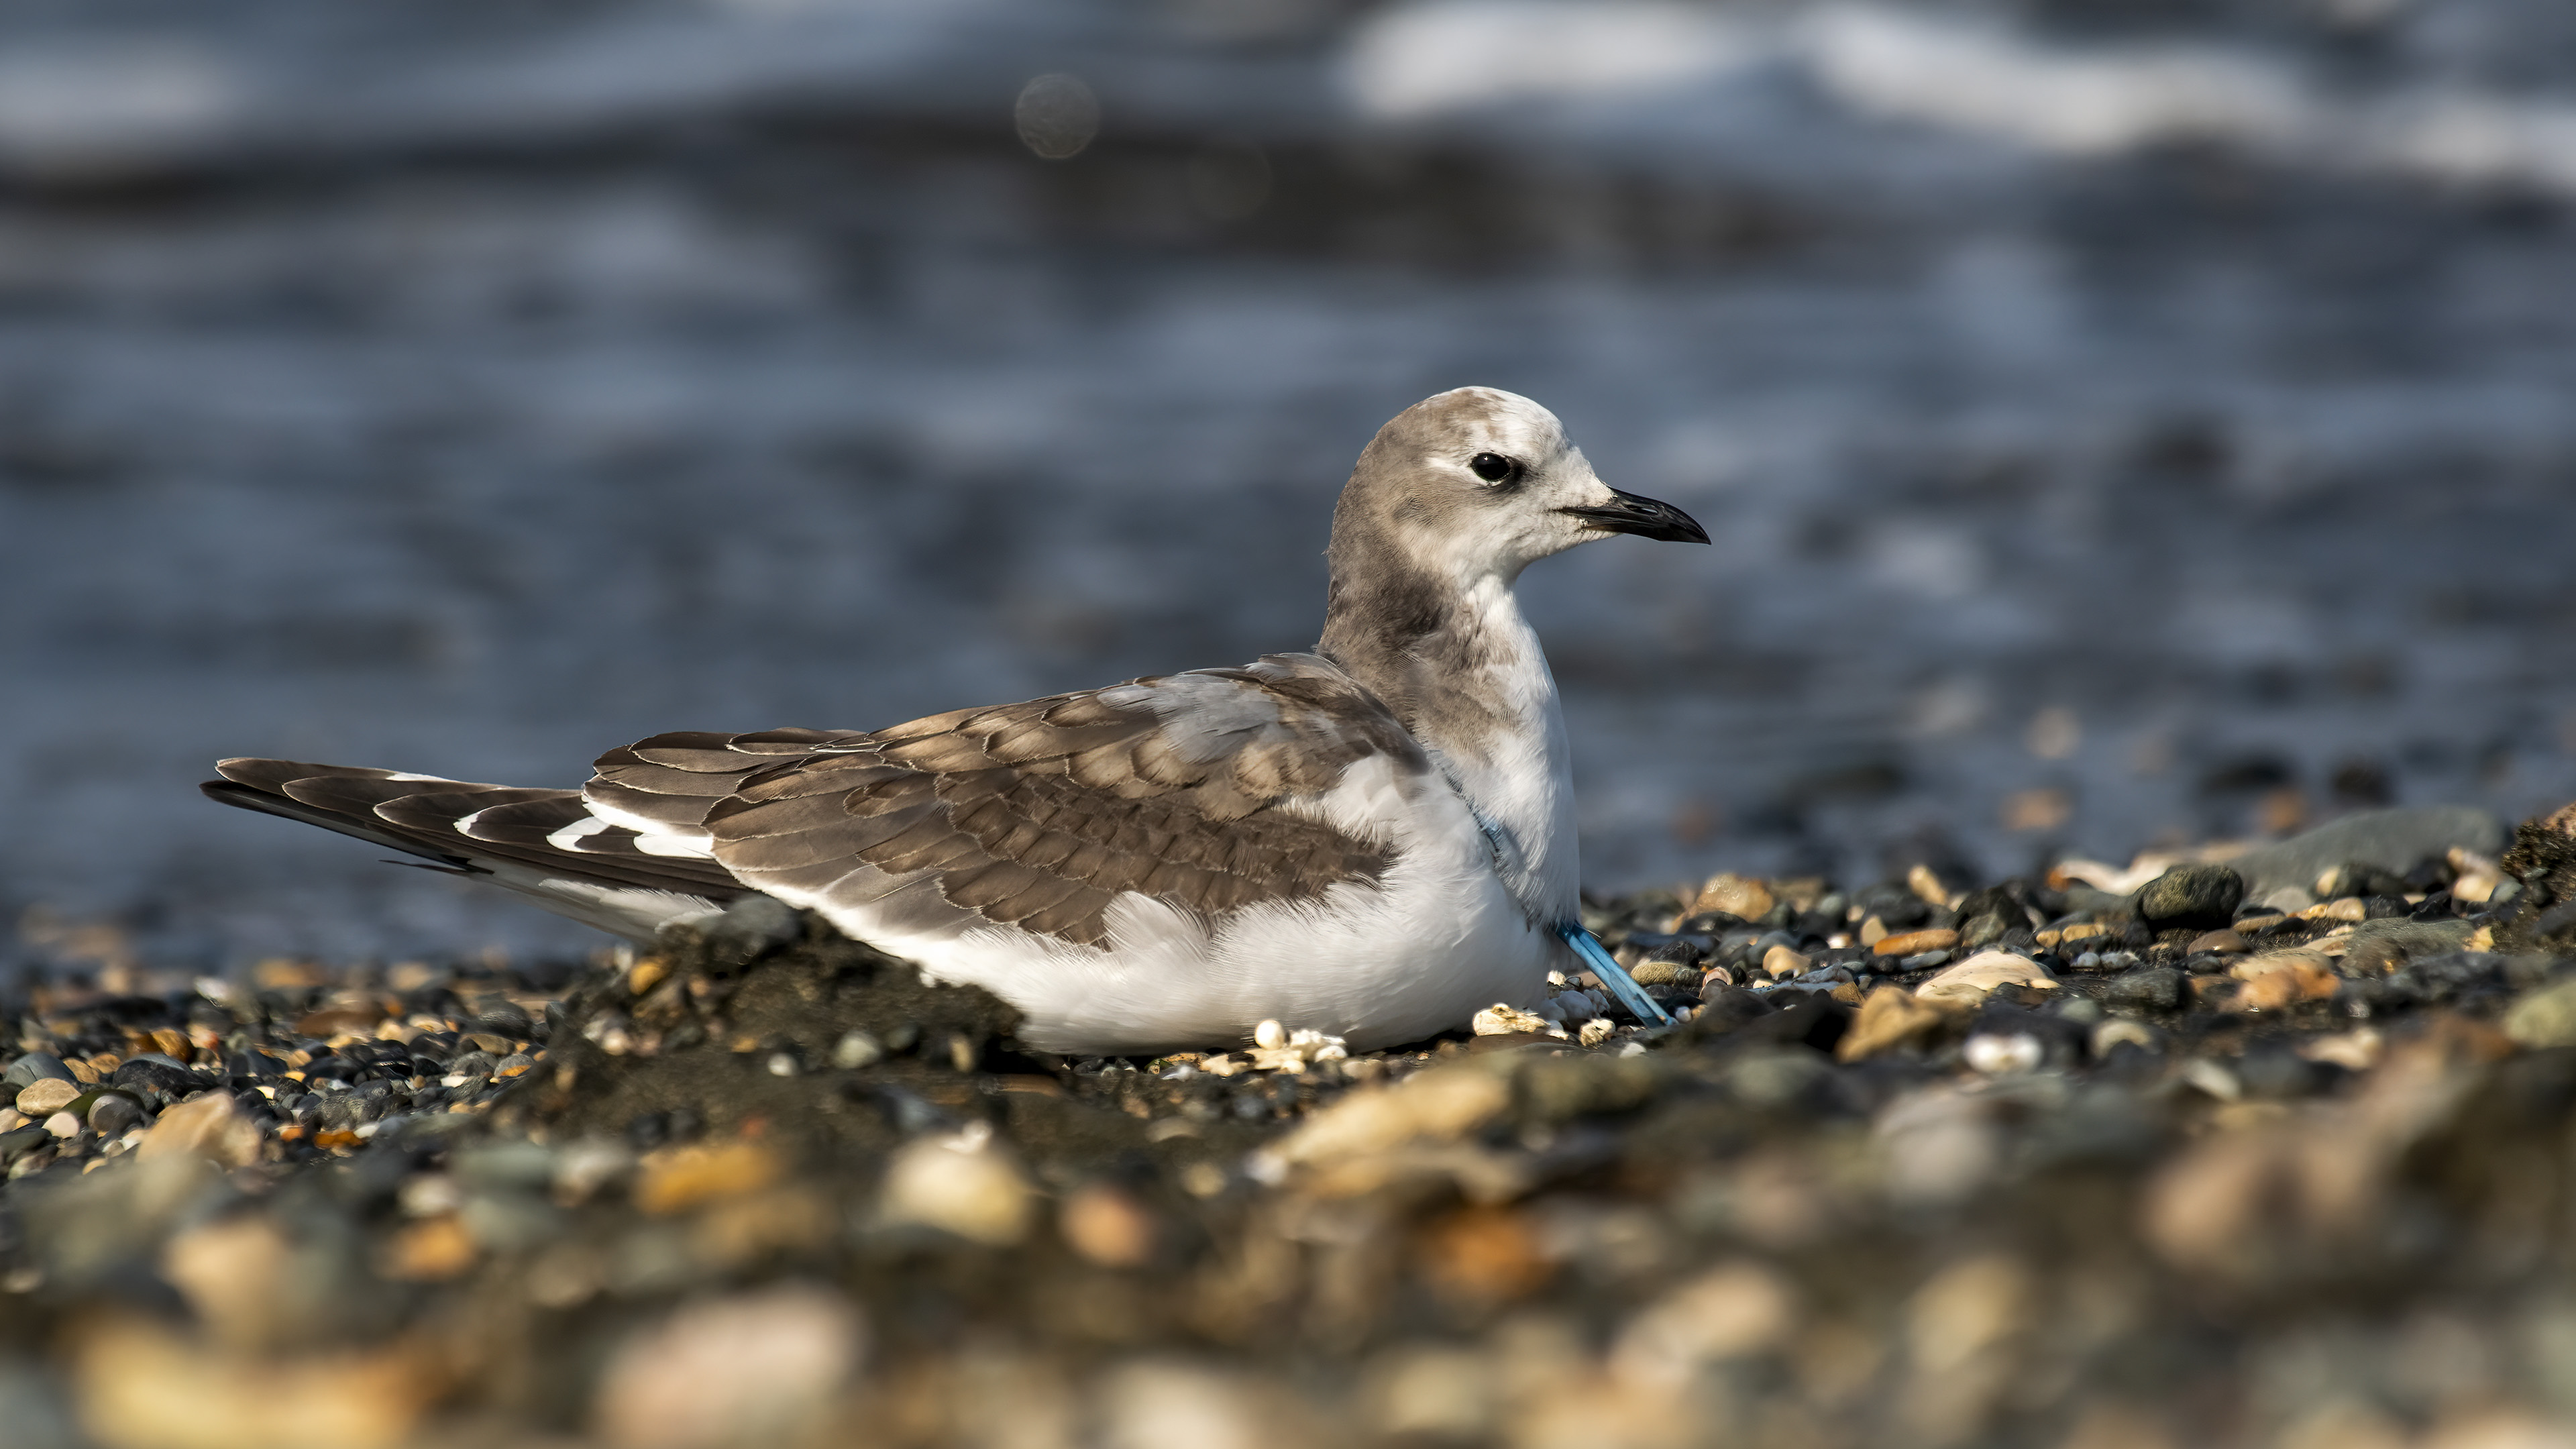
[590,654,1426,949]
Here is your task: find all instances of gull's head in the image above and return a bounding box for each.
[1338,386,1708,584]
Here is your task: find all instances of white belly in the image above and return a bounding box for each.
[810,817,1558,1055]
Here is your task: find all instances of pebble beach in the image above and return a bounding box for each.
[11,800,2576,1448]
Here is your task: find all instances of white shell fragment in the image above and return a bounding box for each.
[1470,1003,1566,1038]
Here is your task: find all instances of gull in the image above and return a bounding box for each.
[204,388,1708,1054]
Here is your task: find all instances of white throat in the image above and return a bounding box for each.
[1422,574,1580,926]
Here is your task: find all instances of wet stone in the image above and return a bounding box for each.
[86,1093,143,1136]
[2105,967,2185,1012]
[4,1053,74,1089]
[0,1124,51,1163]
[2138,864,2247,928]
[112,1057,213,1099]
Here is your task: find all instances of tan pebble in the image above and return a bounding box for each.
[1906,863,1952,908]
[43,1112,80,1138]
[692,1186,837,1269]
[2298,898,2368,922]
[1260,1064,1511,1169]
[0,1108,21,1133]
[2504,978,2576,1049]
[1907,1254,2033,1378]
[2188,928,2249,955]
[2298,1028,2383,1071]
[250,957,323,989]
[1470,1004,1560,1038]
[634,1140,784,1216]
[879,1129,1033,1246]
[1417,1203,1551,1305]
[2188,975,2242,1008]
[14,1079,78,1118]
[2092,1020,2159,1057]
[1762,945,1811,979]
[1836,986,1954,1062]
[526,1243,608,1309]
[1693,872,1774,922]
[2449,846,2506,904]
[626,957,670,996]
[590,1286,864,1449]
[73,1315,438,1449]
[2420,1410,2574,1449]
[138,1091,263,1169]
[1096,1364,1282,1449]
[162,1216,297,1350]
[293,1006,380,1038]
[1915,951,2057,1006]
[2056,921,2112,944]
[1611,1260,1798,1385]
[381,1214,480,1283]
[1873,928,1960,959]
[1059,1182,1159,1269]
[1829,981,1865,1006]
[1859,916,1888,947]
[1367,1347,1499,1441]
[2228,952,2339,1011]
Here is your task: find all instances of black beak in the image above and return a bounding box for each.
[1558,488,1710,544]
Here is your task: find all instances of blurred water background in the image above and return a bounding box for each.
[7,0,2576,974]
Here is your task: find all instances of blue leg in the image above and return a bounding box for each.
[1557,924,1676,1028]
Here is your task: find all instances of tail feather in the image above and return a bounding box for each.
[203,759,753,940]
[202,774,478,870]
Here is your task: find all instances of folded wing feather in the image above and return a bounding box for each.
[598,652,1426,948]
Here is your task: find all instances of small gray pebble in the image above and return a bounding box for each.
[2105,968,2185,1012]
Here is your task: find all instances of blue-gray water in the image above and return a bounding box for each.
[8,0,2576,972]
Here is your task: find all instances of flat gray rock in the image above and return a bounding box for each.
[2227,808,2506,902]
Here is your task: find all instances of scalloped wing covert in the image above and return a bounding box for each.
[582,653,1426,947]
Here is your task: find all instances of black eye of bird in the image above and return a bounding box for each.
[1468,453,1517,484]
